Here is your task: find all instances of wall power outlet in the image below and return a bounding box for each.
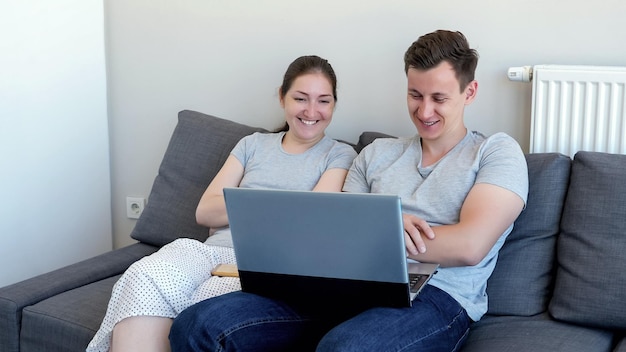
[126,197,146,219]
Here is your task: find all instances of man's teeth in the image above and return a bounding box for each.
[424,121,437,126]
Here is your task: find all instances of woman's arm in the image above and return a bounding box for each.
[405,183,525,267]
[312,168,349,192]
[195,155,245,228]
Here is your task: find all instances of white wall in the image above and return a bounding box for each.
[0,1,111,286]
[106,0,626,248]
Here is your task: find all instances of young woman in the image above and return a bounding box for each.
[86,55,357,352]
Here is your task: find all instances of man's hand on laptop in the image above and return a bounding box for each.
[403,214,435,255]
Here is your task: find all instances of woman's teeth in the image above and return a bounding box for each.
[300,119,317,125]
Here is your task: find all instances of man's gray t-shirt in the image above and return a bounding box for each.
[343,130,528,321]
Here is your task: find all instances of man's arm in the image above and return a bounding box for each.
[405,183,524,267]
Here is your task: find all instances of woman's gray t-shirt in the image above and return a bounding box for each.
[232,131,356,190]
[208,131,356,247]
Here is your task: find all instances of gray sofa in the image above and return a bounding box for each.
[1,109,625,352]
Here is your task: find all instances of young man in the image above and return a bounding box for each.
[169,30,528,352]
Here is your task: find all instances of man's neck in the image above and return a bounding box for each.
[420,127,467,166]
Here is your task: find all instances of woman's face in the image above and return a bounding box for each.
[280,72,335,143]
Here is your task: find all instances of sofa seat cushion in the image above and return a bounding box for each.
[549,151,626,330]
[615,336,626,352]
[20,275,120,352]
[461,313,614,352]
[486,153,571,316]
[131,110,267,247]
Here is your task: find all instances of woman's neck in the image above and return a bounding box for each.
[281,131,324,154]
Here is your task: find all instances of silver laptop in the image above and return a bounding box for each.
[223,187,439,310]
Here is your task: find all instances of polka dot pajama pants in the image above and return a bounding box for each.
[86,238,240,352]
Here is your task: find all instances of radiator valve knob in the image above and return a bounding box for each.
[507,66,532,82]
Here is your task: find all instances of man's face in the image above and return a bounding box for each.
[406,61,476,143]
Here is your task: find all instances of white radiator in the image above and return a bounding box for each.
[510,65,626,157]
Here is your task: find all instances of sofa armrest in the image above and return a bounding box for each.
[0,242,157,352]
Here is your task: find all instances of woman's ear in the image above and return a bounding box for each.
[278,88,285,108]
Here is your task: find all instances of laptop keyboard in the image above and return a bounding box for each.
[409,273,426,293]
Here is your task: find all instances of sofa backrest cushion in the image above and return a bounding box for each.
[131,110,267,247]
[486,153,571,316]
[549,151,626,330]
[354,131,396,153]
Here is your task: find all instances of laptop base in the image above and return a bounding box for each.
[239,270,412,311]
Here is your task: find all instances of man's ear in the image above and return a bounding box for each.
[464,80,478,105]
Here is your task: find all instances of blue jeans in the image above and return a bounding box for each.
[170,284,471,352]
